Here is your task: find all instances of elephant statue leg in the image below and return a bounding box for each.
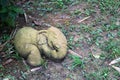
[26,44,44,66]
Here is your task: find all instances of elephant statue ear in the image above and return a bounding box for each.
[44,27,67,59]
[37,33,47,45]
[47,26,67,47]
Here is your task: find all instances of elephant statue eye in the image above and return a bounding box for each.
[48,41,60,52]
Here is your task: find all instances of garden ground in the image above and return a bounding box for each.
[0,0,120,80]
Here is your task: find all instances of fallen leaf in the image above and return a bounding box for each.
[3,78,9,80]
[111,65,120,73]
[109,57,120,65]
[3,59,13,65]
[116,18,120,25]
[90,45,102,59]
[33,20,52,27]
[34,20,42,26]
[66,78,71,80]
[92,54,100,59]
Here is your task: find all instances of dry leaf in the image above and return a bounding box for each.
[109,57,120,65]
[111,65,120,73]
[66,78,71,80]
[90,45,102,59]
[34,20,42,26]
[92,54,100,59]
[3,59,13,65]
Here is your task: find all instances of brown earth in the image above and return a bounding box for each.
[0,1,120,80]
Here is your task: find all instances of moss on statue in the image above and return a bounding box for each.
[14,26,67,66]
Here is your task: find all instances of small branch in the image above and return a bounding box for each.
[22,58,28,67]
[30,67,42,72]
[24,12,28,23]
[68,49,82,58]
[78,16,91,23]
[24,66,42,75]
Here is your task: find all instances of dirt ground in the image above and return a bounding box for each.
[0,1,120,80]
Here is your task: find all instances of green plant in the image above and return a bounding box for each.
[0,34,9,43]
[0,31,22,61]
[68,36,74,50]
[80,24,93,33]
[87,0,120,16]
[84,68,109,80]
[0,0,23,27]
[5,47,22,60]
[0,64,4,71]
[56,0,72,8]
[117,30,120,37]
[89,28,103,46]
[102,24,119,31]
[4,75,15,80]
[100,39,120,59]
[42,61,48,69]
[84,8,96,16]
[68,54,84,70]
[3,42,22,60]
[20,71,27,79]
[73,9,81,15]
[10,52,22,60]
[98,0,120,15]
[61,27,68,37]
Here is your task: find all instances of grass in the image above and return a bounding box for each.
[23,0,74,17]
[0,65,4,71]
[68,36,74,50]
[80,24,93,33]
[101,24,119,31]
[100,39,120,59]
[84,68,109,80]
[65,0,120,79]
[0,34,22,60]
[3,75,15,80]
[68,54,84,70]
[87,0,120,16]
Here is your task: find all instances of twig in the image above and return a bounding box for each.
[24,66,42,75]
[30,67,42,72]
[24,12,28,23]
[68,49,82,58]
[78,16,90,23]
[22,58,28,66]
